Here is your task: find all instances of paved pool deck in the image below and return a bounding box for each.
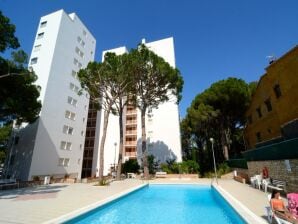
[0,178,273,224]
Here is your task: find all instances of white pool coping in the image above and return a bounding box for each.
[213,184,267,224]
[44,183,147,224]
[46,182,266,224]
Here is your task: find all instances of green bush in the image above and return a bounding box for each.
[217,162,231,176]
[160,159,179,174]
[180,160,200,174]
[122,159,140,174]
[203,162,231,178]
[160,160,199,174]
[148,155,159,174]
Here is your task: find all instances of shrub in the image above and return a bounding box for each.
[122,159,140,174]
[148,155,159,174]
[180,160,200,174]
[32,176,40,181]
[217,162,231,176]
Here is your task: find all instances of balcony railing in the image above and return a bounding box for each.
[126,120,137,125]
[125,130,137,135]
[125,151,137,157]
[125,141,137,146]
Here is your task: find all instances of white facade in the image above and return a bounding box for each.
[6,10,96,180]
[93,37,182,176]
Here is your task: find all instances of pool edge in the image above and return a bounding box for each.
[212,184,267,224]
[43,183,148,224]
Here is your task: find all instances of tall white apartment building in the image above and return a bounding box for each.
[5,10,96,181]
[82,37,182,177]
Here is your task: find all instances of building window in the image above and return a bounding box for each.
[78,62,82,69]
[40,21,47,28]
[71,70,77,79]
[30,57,38,65]
[58,158,70,167]
[60,141,71,150]
[81,131,84,136]
[63,125,74,135]
[264,98,272,112]
[74,58,78,66]
[60,141,66,150]
[34,44,41,52]
[37,32,44,39]
[69,83,79,93]
[273,84,282,98]
[256,107,262,118]
[65,110,76,120]
[58,158,64,166]
[83,30,87,36]
[64,158,70,167]
[67,96,77,107]
[256,132,262,142]
[75,47,84,58]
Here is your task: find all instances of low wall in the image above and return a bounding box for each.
[247,159,298,193]
[157,174,199,179]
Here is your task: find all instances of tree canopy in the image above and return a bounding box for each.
[0,11,41,164]
[128,44,184,178]
[181,77,256,175]
[0,11,19,52]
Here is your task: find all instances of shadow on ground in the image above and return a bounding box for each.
[0,184,68,199]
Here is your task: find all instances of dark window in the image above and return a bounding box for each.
[247,115,252,124]
[40,21,47,28]
[256,107,262,118]
[14,136,19,145]
[256,132,262,142]
[37,32,44,39]
[30,57,38,65]
[273,84,282,98]
[264,98,272,112]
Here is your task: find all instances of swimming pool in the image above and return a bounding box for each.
[64,184,246,224]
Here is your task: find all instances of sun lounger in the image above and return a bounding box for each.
[155,172,167,178]
[265,194,292,224]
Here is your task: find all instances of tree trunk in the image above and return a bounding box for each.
[116,106,124,180]
[99,109,110,184]
[141,108,149,179]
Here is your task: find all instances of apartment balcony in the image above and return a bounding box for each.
[126,120,137,125]
[126,110,137,115]
[125,151,137,157]
[125,141,137,146]
[125,130,137,135]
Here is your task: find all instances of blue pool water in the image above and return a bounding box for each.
[65,185,246,224]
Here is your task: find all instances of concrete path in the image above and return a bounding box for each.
[0,179,143,224]
[0,178,275,224]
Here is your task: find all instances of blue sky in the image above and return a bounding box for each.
[1,0,298,117]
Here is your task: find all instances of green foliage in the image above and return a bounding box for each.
[0,11,20,52]
[147,155,159,174]
[160,159,199,174]
[98,179,110,186]
[181,77,255,176]
[217,162,231,176]
[180,160,200,174]
[0,13,41,166]
[122,159,140,174]
[0,16,41,124]
[0,124,11,163]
